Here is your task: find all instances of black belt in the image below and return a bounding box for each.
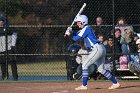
[86,46,93,52]
[91,46,94,48]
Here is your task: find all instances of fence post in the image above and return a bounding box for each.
[5,0,9,80]
[112,0,117,74]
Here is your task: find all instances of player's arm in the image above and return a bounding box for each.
[72,27,88,41]
[72,35,81,41]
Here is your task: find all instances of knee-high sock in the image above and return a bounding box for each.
[102,69,117,84]
[82,69,88,86]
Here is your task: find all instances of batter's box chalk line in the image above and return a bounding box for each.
[52,90,68,93]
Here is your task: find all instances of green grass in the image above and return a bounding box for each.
[0,61,67,76]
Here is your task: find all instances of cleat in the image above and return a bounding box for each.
[108,83,120,89]
[75,85,88,90]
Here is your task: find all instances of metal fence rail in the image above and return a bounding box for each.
[0,0,140,80]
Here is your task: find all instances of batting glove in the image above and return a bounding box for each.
[67,27,72,32]
[65,27,72,36]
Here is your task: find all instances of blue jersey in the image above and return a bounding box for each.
[72,26,100,48]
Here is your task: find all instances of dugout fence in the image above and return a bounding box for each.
[0,0,140,80]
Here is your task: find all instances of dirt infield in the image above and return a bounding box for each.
[0,81,140,93]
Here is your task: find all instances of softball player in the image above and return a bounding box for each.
[65,15,120,90]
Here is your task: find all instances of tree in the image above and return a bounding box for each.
[0,0,21,16]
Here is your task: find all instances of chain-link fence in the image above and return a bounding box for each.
[0,0,140,81]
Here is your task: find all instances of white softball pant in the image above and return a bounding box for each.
[82,43,106,74]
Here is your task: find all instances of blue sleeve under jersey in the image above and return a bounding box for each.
[72,26,100,48]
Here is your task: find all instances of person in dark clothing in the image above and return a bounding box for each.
[129,34,139,54]
[0,16,18,80]
[114,29,122,59]
[105,36,114,63]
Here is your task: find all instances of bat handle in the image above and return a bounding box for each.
[70,22,74,28]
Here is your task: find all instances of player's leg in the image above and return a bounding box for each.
[0,55,8,80]
[73,64,82,80]
[9,53,18,80]
[88,64,97,75]
[97,45,120,89]
[97,62,120,89]
[75,44,103,90]
[10,60,18,80]
[73,64,97,80]
[1,63,7,80]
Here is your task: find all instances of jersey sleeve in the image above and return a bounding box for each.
[72,35,81,41]
[73,31,78,36]
[72,26,88,41]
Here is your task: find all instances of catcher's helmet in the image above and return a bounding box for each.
[68,43,81,54]
[0,16,6,25]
